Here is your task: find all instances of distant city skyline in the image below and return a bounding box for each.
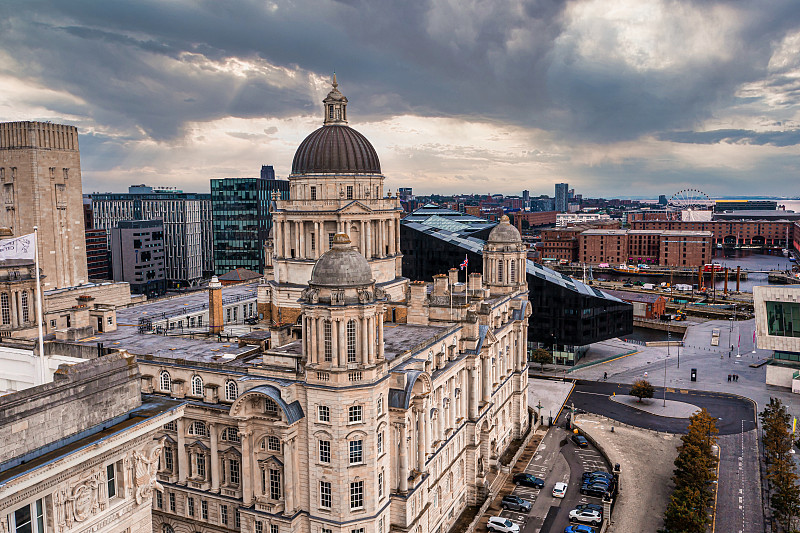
[2,1,800,197]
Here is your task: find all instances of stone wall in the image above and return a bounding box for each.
[0,351,142,466]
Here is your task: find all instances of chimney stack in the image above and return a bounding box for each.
[208,276,223,334]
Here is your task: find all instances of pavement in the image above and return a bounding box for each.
[609,394,699,418]
[574,413,681,533]
[528,378,574,426]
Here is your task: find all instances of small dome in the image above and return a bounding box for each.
[488,215,522,243]
[311,234,374,287]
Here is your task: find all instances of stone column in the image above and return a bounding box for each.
[318,317,326,362]
[398,423,408,492]
[366,221,372,258]
[395,216,401,254]
[337,317,346,367]
[482,355,491,403]
[360,219,366,256]
[177,418,188,484]
[284,437,295,512]
[448,378,456,430]
[10,291,18,328]
[416,405,425,471]
[331,318,339,366]
[314,222,320,259]
[310,316,318,364]
[241,430,254,505]
[368,315,375,363]
[362,316,370,365]
[469,366,479,418]
[210,423,220,492]
[389,219,395,255]
[377,313,384,360]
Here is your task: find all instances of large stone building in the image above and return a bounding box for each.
[0,349,184,533]
[0,122,89,289]
[65,77,533,533]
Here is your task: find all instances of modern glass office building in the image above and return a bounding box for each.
[401,218,633,364]
[211,174,289,275]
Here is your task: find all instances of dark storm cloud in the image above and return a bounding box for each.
[8,0,795,142]
[2,0,800,196]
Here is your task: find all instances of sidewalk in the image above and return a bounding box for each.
[609,395,699,418]
[574,413,680,533]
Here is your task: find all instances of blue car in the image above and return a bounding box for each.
[565,525,596,533]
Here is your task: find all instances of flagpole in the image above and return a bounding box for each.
[33,227,46,385]
[465,255,469,298]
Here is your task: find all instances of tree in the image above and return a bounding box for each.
[530,348,552,370]
[761,398,800,531]
[630,379,654,403]
[661,408,719,533]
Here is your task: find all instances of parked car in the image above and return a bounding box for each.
[553,482,568,498]
[581,477,613,490]
[581,471,613,484]
[580,482,611,498]
[487,517,520,533]
[512,473,545,489]
[564,525,597,533]
[575,503,603,515]
[571,434,589,447]
[569,508,603,526]
[501,495,532,512]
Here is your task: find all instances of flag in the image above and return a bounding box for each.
[460,256,468,270]
[0,233,35,261]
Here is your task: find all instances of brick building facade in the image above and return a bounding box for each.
[579,229,713,267]
[629,219,794,248]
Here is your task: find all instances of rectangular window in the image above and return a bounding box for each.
[378,471,384,498]
[350,480,364,509]
[310,232,315,251]
[164,447,174,471]
[269,469,281,500]
[229,459,240,485]
[319,440,331,463]
[169,492,176,512]
[329,233,335,249]
[320,481,332,508]
[221,505,228,525]
[106,463,117,498]
[377,431,383,455]
[1,293,9,325]
[201,500,208,520]
[12,499,44,533]
[310,186,317,200]
[766,301,800,338]
[188,497,195,517]
[346,185,353,200]
[349,439,363,464]
[235,511,241,529]
[348,405,362,423]
[255,522,263,533]
[156,491,163,509]
[318,405,330,422]
[196,453,206,478]
[271,525,279,533]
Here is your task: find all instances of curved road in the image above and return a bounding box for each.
[563,379,757,434]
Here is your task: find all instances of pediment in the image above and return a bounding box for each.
[337,201,373,214]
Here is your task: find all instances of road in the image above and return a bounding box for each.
[564,380,762,533]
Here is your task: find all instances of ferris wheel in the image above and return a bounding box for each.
[668,188,714,210]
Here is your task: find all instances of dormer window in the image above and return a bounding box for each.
[265,397,279,416]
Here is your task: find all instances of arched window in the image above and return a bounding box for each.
[191,375,203,396]
[162,525,175,533]
[323,320,332,362]
[189,421,209,437]
[346,319,357,363]
[225,380,238,401]
[264,397,278,415]
[498,260,504,283]
[159,371,171,392]
[222,427,241,443]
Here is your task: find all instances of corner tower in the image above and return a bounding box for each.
[483,215,527,296]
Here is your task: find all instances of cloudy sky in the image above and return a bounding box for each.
[1,0,799,198]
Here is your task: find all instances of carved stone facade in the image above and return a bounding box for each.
[0,353,183,533]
